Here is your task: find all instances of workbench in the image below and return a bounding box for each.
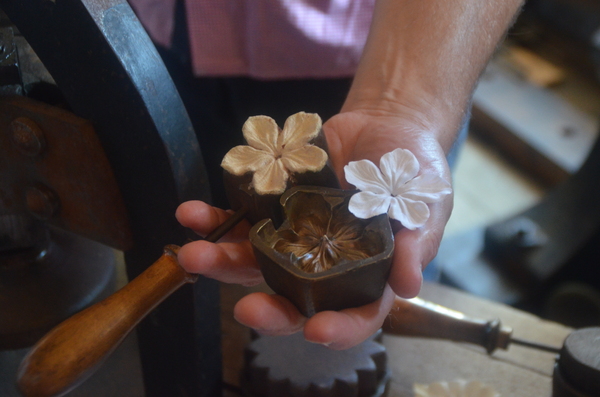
[221,281,571,397]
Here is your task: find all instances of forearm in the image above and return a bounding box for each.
[343,0,524,152]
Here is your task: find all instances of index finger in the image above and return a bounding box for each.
[176,200,252,243]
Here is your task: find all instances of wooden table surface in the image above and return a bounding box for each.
[221,281,572,397]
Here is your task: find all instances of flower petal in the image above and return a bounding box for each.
[242,115,279,153]
[252,158,289,195]
[380,148,420,191]
[398,174,452,203]
[388,197,430,230]
[221,145,274,175]
[279,112,322,151]
[348,191,391,219]
[280,145,328,173]
[344,160,390,195]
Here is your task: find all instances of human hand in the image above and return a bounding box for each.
[176,198,396,350]
[176,108,453,350]
[323,108,454,299]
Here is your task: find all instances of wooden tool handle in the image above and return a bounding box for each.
[383,296,513,354]
[17,245,195,397]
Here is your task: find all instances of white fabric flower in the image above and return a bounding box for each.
[344,148,451,230]
[414,379,501,397]
[221,112,328,195]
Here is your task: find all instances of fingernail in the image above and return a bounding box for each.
[305,337,332,347]
[254,328,277,337]
[248,325,304,338]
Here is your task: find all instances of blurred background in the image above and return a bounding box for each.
[436,0,600,330]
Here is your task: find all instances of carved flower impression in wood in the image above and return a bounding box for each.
[250,187,394,315]
[272,189,385,273]
[344,148,452,230]
[221,112,328,195]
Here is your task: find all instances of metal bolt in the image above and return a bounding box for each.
[562,126,578,138]
[25,184,60,220]
[510,218,548,248]
[10,117,46,157]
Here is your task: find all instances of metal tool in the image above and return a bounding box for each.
[16,206,249,397]
[384,296,561,354]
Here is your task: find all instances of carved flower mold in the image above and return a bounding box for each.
[249,187,394,317]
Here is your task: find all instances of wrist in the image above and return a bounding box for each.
[341,85,465,155]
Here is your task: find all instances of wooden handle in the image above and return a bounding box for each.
[383,296,513,354]
[17,245,195,397]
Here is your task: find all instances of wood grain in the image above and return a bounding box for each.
[384,297,512,354]
[17,245,195,397]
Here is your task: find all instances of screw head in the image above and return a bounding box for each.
[25,184,60,220]
[11,117,46,157]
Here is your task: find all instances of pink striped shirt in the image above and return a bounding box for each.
[129,0,375,79]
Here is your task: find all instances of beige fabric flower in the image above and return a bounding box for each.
[221,112,328,195]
